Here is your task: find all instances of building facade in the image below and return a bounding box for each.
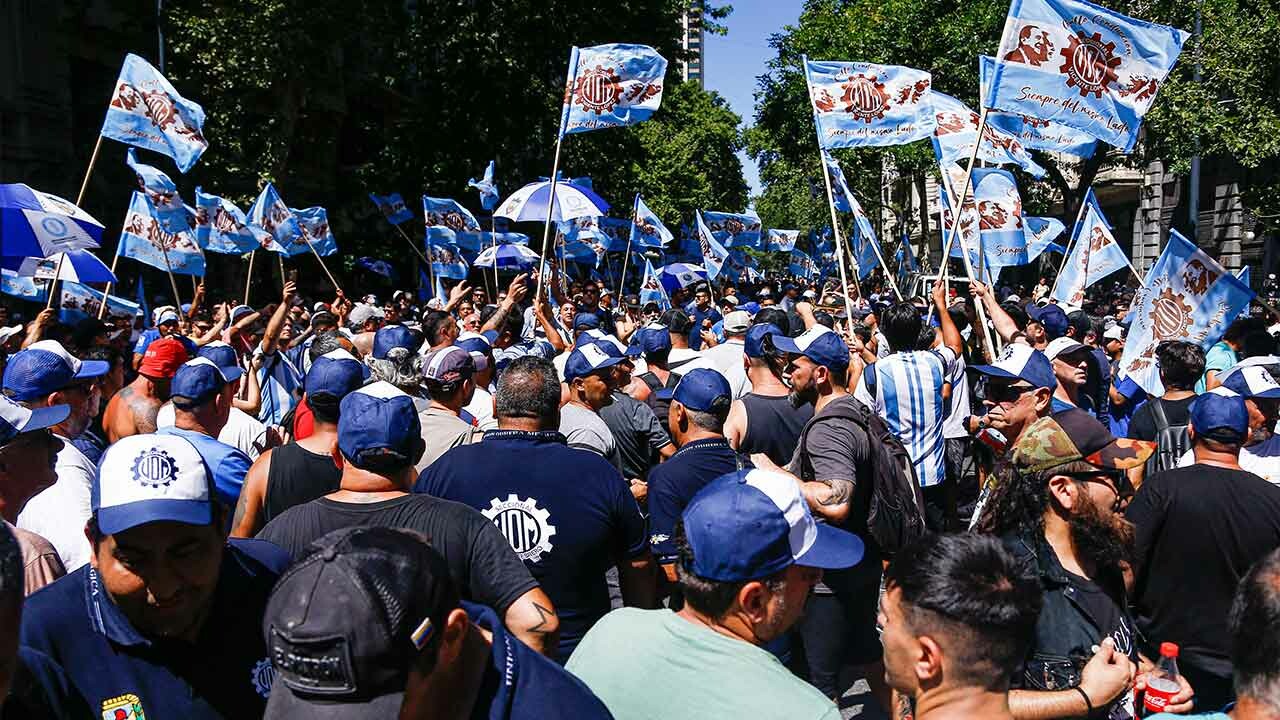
[678,3,704,88]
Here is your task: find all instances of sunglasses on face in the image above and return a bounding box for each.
[983,381,1035,404]
[1064,470,1134,509]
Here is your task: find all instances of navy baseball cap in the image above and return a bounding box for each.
[626,325,672,356]
[655,368,731,412]
[373,324,417,360]
[1190,391,1249,443]
[3,340,110,401]
[573,313,601,331]
[195,342,244,384]
[1027,303,1069,339]
[767,326,850,369]
[338,382,422,468]
[92,434,214,535]
[970,343,1057,390]
[682,469,864,582]
[564,341,625,381]
[0,394,68,446]
[745,323,783,358]
[171,358,236,408]
[306,349,368,399]
[1221,366,1280,399]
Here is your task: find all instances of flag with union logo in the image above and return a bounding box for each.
[803,57,935,149]
[767,229,799,252]
[423,197,481,237]
[118,191,205,275]
[194,188,271,255]
[930,91,1045,177]
[979,57,1099,158]
[695,211,733,281]
[369,193,414,225]
[631,195,672,249]
[1051,190,1130,305]
[1119,230,1253,395]
[289,207,337,257]
[126,149,193,234]
[639,258,671,310]
[58,281,143,325]
[702,210,763,250]
[467,161,500,211]
[100,54,208,172]
[984,0,1188,152]
[246,183,303,253]
[969,168,1029,270]
[560,44,668,137]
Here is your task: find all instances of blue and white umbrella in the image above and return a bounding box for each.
[658,262,708,293]
[494,179,610,223]
[0,184,103,258]
[11,250,117,284]
[474,243,541,270]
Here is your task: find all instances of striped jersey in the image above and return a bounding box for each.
[855,347,957,487]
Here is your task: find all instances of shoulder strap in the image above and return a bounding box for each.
[1150,397,1170,432]
[797,400,867,481]
[637,372,662,392]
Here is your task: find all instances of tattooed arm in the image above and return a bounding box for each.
[504,587,560,657]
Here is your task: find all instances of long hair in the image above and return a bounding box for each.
[974,460,1096,536]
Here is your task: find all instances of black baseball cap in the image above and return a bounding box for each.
[262,527,460,719]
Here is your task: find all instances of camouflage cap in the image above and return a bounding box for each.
[1011,408,1154,474]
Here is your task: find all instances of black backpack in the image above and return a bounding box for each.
[797,397,928,556]
[1145,398,1190,477]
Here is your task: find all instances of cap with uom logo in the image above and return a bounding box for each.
[91,433,214,535]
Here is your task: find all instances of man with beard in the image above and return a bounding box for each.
[976,409,1196,719]
[1128,392,1280,712]
[1176,365,1280,484]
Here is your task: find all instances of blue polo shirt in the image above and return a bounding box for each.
[647,438,751,565]
[157,427,252,507]
[464,600,613,719]
[415,429,648,662]
[687,306,722,351]
[20,538,289,720]
[133,328,197,358]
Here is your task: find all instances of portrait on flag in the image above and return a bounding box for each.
[971,168,1029,269]
[930,91,1045,177]
[101,54,208,172]
[119,191,205,276]
[247,183,303,252]
[804,59,935,148]
[767,229,799,252]
[979,57,1100,158]
[195,188,269,254]
[126,149,193,234]
[630,195,673,248]
[639,258,672,310]
[560,44,668,136]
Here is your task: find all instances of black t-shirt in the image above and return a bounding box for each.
[1126,463,1280,676]
[257,494,539,616]
[1064,570,1141,664]
[1127,396,1195,441]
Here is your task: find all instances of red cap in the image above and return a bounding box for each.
[139,338,189,379]
[1160,642,1179,657]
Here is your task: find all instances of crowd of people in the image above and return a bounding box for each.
[0,264,1278,720]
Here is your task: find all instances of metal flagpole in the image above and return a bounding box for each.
[534,141,564,304]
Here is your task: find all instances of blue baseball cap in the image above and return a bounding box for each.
[92,434,214,535]
[970,343,1057,390]
[171,358,237,409]
[682,469,864,582]
[0,394,68,446]
[573,313,601,331]
[767,326,850,369]
[306,349,368,399]
[626,325,672,356]
[195,342,244,384]
[373,324,417,360]
[741,301,761,315]
[338,381,422,469]
[655,368,731,412]
[158,309,181,325]
[1221,365,1280,399]
[1190,391,1249,443]
[745,323,783,358]
[1027,303,1069,339]
[564,341,626,381]
[455,331,492,354]
[3,340,110,401]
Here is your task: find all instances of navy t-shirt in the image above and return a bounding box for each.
[647,438,751,565]
[20,538,289,720]
[687,306,722,350]
[416,430,648,661]
[464,600,613,719]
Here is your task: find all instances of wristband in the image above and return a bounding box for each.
[1074,685,1093,716]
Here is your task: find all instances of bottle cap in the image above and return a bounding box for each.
[1160,642,1179,657]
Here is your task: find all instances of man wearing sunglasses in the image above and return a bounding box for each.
[975,409,1196,720]
[965,344,1057,455]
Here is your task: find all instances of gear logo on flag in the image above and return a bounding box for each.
[571,65,623,114]
[110,82,205,144]
[1150,287,1194,340]
[839,73,890,123]
[1059,32,1122,98]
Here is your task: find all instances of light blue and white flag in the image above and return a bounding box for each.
[1236,266,1251,288]
[560,44,668,137]
[426,242,469,280]
[601,217,633,251]
[246,183,303,253]
[0,269,45,302]
[369,193,413,225]
[101,54,208,172]
[979,57,1099,158]
[984,0,1188,152]
[822,150,857,213]
[930,91,1045,177]
[59,282,143,325]
[126,149,193,234]
[695,211,733,281]
[467,161,500,211]
[118,191,205,276]
[631,195,673,249]
[1051,193,1129,305]
[789,249,818,279]
[1119,230,1253,395]
[195,188,271,254]
[971,168,1028,269]
[291,207,337,257]
[804,58,935,149]
[767,229,800,252]
[895,236,918,291]
[701,210,763,249]
[1025,216,1067,262]
[848,195,883,279]
[423,196,482,243]
[136,277,150,327]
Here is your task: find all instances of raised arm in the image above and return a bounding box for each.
[480,273,529,335]
[933,280,964,358]
[260,281,296,356]
[970,281,1023,344]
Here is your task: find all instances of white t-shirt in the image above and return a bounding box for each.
[1177,436,1280,485]
[698,340,750,399]
[943,354,971,439]
[668,347,704,372]
[18,437,96,571]
[465,386,499,432]
[156,404,268,460]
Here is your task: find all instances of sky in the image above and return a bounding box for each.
[702,0,806,201]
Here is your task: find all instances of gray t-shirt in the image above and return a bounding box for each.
[599,391,672,480]
[416,407,477,474]
[560,402,623,471]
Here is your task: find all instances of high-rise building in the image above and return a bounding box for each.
[679,3,704,87]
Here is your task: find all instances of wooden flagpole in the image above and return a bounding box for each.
[534,140,564,305]
[75,136,105,207]
[938,166,999,360]
[297,230,341,293]
[97,251,123,319]
[43,254,68,311]
[938,108,990,276]
[243,249,256,306]
[159,248,182,309]
[1049,194,1092,299]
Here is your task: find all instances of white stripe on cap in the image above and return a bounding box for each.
[181,356,230,381]
[25,340,82,374]
[741,468,817,561]
[792,326,835,352]
[355,380,409,400]
[319,348,360,363]
[98,434,210,507]
[578,343,613,369]
[0,396,34,429]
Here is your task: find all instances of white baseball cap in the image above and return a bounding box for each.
[92,434,214,535]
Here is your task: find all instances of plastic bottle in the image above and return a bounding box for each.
[1140,642,1181,717]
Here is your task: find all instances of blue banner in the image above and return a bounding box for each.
[119,191,205,276]
[972,168,1029,269]
[426,242,468,280]
[369,192,414,225]
[1025,216,1067,262]
[701,210,763,250]
[788,249,818,279]
[979,57,1099,158]
[767,229,799,252]
[695,211,733,281]
[804,58,935,149]
[195,188,269,255]
[422,196,482,250]
[467,161,500,211]
[639,258,672,310]
[59,282,143,325]
[984,0,1188,152]
[247,183,304,253]
[292,206,337,257]
[101,54,208,172]
[560,44,668,137]
[631,195,673,249]
[126,149,193,234]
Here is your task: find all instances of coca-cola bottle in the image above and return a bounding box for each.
[1139,642,1181,717]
